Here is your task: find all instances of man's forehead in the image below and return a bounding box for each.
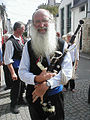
[34,9,50,19]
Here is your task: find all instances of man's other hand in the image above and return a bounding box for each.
[34,70,56,83]
[32,81,49,103]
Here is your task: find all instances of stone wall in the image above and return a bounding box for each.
[82,18,90,53]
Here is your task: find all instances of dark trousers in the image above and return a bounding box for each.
[88,85,90,103]
[3,64,13,88]
[27,90,64,120]
[64,79,75,90]
[10,68,25,107]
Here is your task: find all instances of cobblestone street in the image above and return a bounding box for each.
[0,53,90,120]
[64,79,90,120]
[0,78,90,120]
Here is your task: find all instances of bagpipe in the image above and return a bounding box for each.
[37,20,84,74]
[48,20,84,73]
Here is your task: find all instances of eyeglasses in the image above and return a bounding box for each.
[34,18,52,26]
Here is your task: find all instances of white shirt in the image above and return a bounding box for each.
[18,41,72,89]
[4,35,23,65]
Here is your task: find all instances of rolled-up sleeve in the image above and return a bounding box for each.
[47,51,72,89]
[4,41,14,65]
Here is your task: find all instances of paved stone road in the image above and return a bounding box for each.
[0,52,90,120]
[0,78,90,120]
[64,79,90,120]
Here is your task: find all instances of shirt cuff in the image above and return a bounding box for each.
[4,59,14,65]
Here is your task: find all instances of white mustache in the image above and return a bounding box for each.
[37,27,47,31]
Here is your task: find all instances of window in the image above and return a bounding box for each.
[67,3,71,33]
[79,5,85,12]
[61,8,64,36]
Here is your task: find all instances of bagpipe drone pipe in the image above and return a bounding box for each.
[46,20,84,74]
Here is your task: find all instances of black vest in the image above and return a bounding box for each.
[8,35,23,60]
[27,38,64,75]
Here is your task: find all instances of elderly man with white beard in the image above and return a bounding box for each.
[18,9,72,120]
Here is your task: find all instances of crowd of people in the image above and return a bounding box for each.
[0,8,80,120]
[0,48,3,82]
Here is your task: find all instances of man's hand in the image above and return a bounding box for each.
[34,70,56,83]
[7,64,17,81]
[11,73,18,81]
[32,81,49,103]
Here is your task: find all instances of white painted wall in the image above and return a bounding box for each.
[72,4,87,32]
[56,16,60,32]
[58,0,73,35]
[71,4,87,44]
[58,0,87,37]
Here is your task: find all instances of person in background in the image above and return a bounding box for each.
[2,29,7,45]
[56,32,60,40]
[0,48,3,83]
[64,32,79,92]
[22,32,29,43]
[4,22,26,114]
[62,34,67,41]
[0,48,3,66]
[18,9,72,120]
[2,33,13,90]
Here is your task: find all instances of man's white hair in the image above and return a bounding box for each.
[67,32,73,37]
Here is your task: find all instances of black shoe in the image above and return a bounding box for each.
[18,99,27,105]
[10,106,19,114]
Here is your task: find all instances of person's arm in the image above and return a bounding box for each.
[18,42,55,84]
[47,50,72,89]
[18,42,36,85]
[8,63,17,80]
[74,44,79,70]
[4,40,14,65]
[4,40,17,80]
[0,49,3,65]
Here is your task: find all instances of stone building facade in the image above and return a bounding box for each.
[82,18,90,52]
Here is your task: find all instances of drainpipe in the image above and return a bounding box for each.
[87,0,90,18]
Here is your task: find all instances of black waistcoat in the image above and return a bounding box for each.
[8,35,23,60]
[27,39,64,75]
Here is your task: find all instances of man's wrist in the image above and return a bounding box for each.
[34,75,38,83]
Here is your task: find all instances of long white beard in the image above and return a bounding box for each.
[31,23,57,57]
